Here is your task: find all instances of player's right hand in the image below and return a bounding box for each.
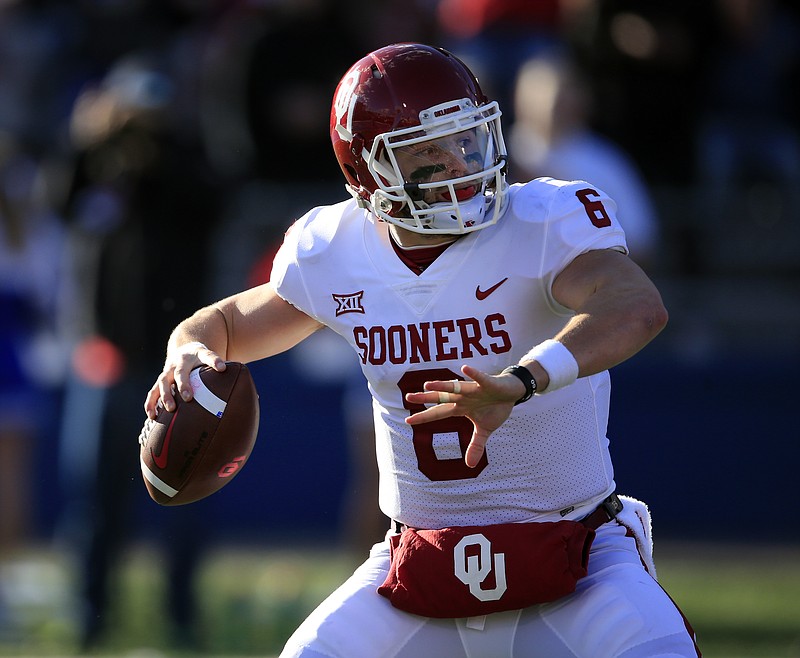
[144,342,226,419]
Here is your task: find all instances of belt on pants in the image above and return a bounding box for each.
[392,493,624,535]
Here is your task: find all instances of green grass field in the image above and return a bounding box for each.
[1,541,798,657]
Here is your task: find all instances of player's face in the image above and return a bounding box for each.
[393,126,489,204]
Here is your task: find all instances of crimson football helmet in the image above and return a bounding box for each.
[330,43,508,234]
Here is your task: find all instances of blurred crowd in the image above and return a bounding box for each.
[1,0,799,650]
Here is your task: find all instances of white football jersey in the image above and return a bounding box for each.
[271,178,628,529]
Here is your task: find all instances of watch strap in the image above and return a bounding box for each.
[501,365,537,405]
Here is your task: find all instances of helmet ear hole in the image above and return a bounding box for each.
[349,133,366,172]
[343,163,358,182]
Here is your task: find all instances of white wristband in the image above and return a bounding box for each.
[522,339,579,393]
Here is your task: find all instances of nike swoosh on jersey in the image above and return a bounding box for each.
[152,407,179,470]
[475,277,508,300]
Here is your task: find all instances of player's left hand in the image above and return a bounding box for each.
[404,364,522,468]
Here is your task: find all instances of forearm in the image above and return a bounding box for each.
[166,304,230,359]
[552,286,668,378]
[166,284,321,365]
[147,285,320,417]
[519,250,668,394]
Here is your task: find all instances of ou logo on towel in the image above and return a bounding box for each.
[454,534,507,601]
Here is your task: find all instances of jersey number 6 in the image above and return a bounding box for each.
[398,368,488,481]
[576,188,611,228]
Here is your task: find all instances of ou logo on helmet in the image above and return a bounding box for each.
[333,70,359,140]
[454,533,507,601]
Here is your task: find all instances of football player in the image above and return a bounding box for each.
[145,43,700,658]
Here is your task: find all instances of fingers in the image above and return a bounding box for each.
[404,366,513,469]
[167,371,187,408]
[405,401,456,425]
[406,378,465,400]
[172,366,194,404]
[172,344,224,403]
[144,383,162,419]
[465,429,489,468]
[412,389,457,405]
[405,402,490,469]
[460,363,490,386]
[144,342,225,418]
[404,378,468,427]
[197,343,226,371]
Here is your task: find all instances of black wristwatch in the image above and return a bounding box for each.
[501,365,537,405]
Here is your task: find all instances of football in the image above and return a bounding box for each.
[139,362,260,505]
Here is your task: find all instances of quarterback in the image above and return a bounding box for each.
[145,43,700,657]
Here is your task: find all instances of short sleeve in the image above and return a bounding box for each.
[270,218,317,319]
[531,179,628,314]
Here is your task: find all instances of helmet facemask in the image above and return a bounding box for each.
[365,98,508,234]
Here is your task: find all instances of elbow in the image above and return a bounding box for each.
[643,295,669,339]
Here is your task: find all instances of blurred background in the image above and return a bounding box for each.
[1,0,798,655]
